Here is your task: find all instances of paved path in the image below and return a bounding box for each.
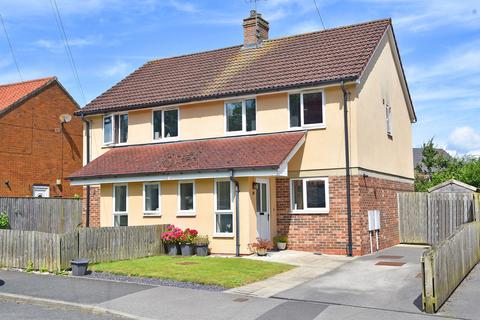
[274,245,428,314]
[227,250,352,297]
[437,263,480,320]
[0,295,127,320]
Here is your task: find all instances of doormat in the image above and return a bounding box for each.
[376,255,404,259]
[375,261,405,267]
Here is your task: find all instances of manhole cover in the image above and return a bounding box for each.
[175,261,199,265]
[375,261,405,267]
[376,255,404,259]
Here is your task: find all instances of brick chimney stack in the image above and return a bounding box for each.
[243,10,269,47]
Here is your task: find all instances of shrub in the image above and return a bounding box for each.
[194,235,209,246]
[273,235,288,244]
[0,211,9,229]
[248,238,273,253]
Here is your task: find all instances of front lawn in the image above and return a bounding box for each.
[90,255,294,288]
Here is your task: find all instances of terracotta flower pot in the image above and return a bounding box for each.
[256,248,268,256]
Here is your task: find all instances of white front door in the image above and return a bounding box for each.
[33,185,50,197]
[256,179,270,240]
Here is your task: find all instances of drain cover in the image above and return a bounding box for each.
[375,261,406,267]
[376,255,404,259]
[233,298,249,302]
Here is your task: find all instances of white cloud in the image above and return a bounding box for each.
[357,0,480,32]
[448,126,480,154]
[168,0,198,13]
[35,35,101,52]
[100,61,130,77]
[287,20,321,35]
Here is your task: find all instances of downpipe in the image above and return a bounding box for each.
[81,116,91,227]
[341,81,353,257]
[230,170,240,257]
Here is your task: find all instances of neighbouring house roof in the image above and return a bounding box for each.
[413,147,451,171]
[428,179,478,193]
[68,131,306,182]
[0,77,56,115]
[0,77,79,117]
[77,19,406,116]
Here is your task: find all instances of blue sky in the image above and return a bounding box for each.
[0,0,479,155]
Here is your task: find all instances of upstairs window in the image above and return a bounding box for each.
[103,114,128,144]
[385,103,392,135]
[225,98,256,133]
[289,91,325,128]
[153,109,179,140]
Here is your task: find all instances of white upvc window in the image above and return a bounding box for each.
[103,113,128,145]
[214,179,234,237]
[113,184,128,226]
[289,90,325,129]
[178,181,195,216]
[103,115,113,144]
[152,108,179,141]
[143,182,161,216]
[224,98,256,134]
[386,102,393,136]
[290,177,329,214]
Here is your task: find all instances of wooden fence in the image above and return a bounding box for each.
[422,221,480,313]
[0,225,167,271]
[398,192,477,245]
[0,197,82,234]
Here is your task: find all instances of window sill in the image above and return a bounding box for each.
[213,233,234,238]
[177,212,196,217]
[289,124,326,131]
[290,209,329,215]
[143,213,161,217]
[152,137,179,144]
[102,142,128,148]
[224,130,257,137]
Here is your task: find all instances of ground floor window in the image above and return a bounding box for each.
[113,184,128,226]
[178,181,195,215]
[144,183,160,215]
[290,177,329,213]
[214,180,233,235]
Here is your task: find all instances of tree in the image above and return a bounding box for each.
[414,138,480,191]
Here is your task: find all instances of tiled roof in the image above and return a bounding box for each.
[69,131,305,180]
[78,19,391,115]
[0,77,55,114]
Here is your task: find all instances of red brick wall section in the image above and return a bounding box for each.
[82,186,100,227]
[276,175,413,256]
[0,83,83,197]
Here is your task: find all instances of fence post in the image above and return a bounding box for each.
[422,250,436,313]
[474,193,480,222]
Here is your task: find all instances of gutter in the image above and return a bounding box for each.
[341,81,353,257]
[82,116,91,227]
[75,78,358,117]
[230,170,240,257]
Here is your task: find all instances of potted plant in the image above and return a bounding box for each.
[194,235,209,256]
[273,235,288,250]
[161,225,182,256]
[249,238,273,256]
[179,228,198,256]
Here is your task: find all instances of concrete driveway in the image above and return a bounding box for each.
[274,245,429,314]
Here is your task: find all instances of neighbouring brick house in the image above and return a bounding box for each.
[69,11,416,256]
[0,77,83,198]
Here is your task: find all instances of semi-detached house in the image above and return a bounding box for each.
[69,11,416,256]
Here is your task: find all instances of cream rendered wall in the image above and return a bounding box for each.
[354,33,414,179]
[99,178,257,255]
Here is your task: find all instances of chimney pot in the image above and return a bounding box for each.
[243,10,269,47]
